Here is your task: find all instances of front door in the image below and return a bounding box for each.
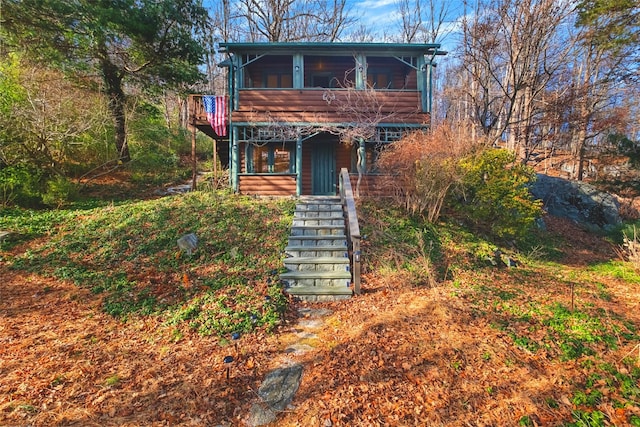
[311,143,336,195]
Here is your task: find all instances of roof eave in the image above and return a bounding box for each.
[218,42,446,57]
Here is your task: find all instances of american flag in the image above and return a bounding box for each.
[202,95,227,137]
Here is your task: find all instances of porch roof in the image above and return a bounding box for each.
[218,42,447,57]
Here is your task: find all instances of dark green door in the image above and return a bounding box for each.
[311,143,336,195]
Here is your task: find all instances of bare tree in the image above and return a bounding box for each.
[396,0,423,42]
[0,61,111,175]
[343,24,378,42]
[459,0,573,163]
[234,0,355,42]
[394,0,451,43]
[556,25,634,180]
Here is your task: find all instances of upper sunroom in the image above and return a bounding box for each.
[217,42,447,112]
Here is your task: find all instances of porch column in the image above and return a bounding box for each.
[355,53,366,89]
[418,55,428,113]
[296,134,303,196]
[426,61,433,114]
[231,127,239,193]
[293,54,304,89]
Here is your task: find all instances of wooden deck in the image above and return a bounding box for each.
[189,90,429,127]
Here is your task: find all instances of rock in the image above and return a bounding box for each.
[177,233,198,256]
[246,404,277,426]
[166,184,192,194]
[296,318,324,330]
[531,174,621,231]
[284,343,315,355]
[246,364,303,427]
[298,308,333,317]
[257,364,303,411]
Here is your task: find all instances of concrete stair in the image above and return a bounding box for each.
[281,197,352,301]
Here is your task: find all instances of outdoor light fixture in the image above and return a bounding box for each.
[231,332,240,355]
[223,355,234,380]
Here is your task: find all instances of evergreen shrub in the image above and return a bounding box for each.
[452,148,543,240]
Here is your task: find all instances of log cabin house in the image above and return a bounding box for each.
[189,42,446,196]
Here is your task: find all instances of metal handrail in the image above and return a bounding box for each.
[339,168,361,295]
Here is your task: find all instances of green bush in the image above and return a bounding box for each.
[42,176,78,208]
[0,165,43,207]
[452,148,543,241]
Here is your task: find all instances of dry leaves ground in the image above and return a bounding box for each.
[1,198,640,426]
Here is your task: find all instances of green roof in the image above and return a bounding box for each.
[219,42,447,57]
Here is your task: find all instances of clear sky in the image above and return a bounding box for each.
[348,0,465,49]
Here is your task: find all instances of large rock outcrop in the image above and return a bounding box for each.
[530,174,621,231]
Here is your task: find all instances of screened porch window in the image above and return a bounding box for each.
[367,69,392,89]
[264,72,293,88]
[243,55,293,88]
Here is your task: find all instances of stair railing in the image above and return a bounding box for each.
[339,168,361,295]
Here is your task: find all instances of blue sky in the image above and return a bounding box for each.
[348,0,465,49]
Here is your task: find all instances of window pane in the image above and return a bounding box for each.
[312,75,331,88]
[266,74,278,88]
[253,145,269,173]
[281,74,293,88]
[273,148,291,173]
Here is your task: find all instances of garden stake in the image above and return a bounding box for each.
[570,283,575,311]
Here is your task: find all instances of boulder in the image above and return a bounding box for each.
[530,174,621,231]
[246,364,303,427]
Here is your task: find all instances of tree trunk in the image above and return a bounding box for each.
[101,58,130,162]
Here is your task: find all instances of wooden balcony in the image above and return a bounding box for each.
[189,89,429,130]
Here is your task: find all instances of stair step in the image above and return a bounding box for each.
[294,211,343,218]
[298,196,341,202]
[292,219,345,226]
[284,257,350,272]
[285,244,348,250]
[287,241,347,250]
[285,286,353,296]
[285,247,348,258]
[296,204,342,212]
[291,225,345,236]
[288,234,346,240]
[281,270,351,279]
[281,271,352,288]
[284,257,349,264]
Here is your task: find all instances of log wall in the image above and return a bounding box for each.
[349,174,392,197]
[238,174,297,196]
